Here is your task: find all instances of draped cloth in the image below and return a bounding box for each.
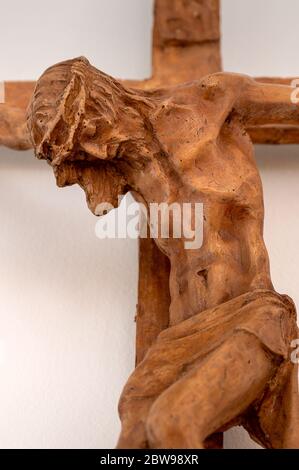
[119,289,299,448]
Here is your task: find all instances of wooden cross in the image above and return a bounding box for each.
[1,0,298,448]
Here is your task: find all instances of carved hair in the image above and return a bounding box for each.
[27,56,154,165]
[28,57,157,212]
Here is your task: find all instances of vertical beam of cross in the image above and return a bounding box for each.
[126,0,221,90]
[134,3,223,449]
[134,0,222,371]
[153,0,221,85]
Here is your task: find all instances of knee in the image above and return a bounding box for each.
[146,391,208,449]
[146,397,201,449]
[146,400,176,449]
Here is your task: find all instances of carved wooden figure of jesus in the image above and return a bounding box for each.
[27,57,299,449]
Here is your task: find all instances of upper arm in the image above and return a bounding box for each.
[199,72,299,126]
[198,72,254,124]
[236,78,299,126]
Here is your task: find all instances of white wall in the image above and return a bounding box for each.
[0,0,298,449]
[223,0,299,449]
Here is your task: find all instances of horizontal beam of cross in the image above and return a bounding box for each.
[3,79,299,149]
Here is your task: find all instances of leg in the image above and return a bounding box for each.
[117,343,174,449]
[117,398,155,449]
[146,331,276,449]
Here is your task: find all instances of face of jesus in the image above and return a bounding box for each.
[28,70,127,215]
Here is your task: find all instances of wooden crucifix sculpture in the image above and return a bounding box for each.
[1,0,299,449]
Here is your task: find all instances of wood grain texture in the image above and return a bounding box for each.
[153,0,220,45]
[27,58,299,448]
[135,237,170,366]
[248,125,299,145]
[152,0,221,86]
[0,82,35,150]
[5,81,35,109]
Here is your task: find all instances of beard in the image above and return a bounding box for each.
[52,160,127,216]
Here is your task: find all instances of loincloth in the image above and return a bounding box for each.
[120,289,299,448]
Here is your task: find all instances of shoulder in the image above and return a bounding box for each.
[198,72,253,101]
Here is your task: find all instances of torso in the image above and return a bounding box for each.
[125,78,273,325]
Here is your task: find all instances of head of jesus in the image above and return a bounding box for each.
[27,56,154,214]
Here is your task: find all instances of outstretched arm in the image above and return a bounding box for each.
[199,72,299,127]
[236,77,299,126]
